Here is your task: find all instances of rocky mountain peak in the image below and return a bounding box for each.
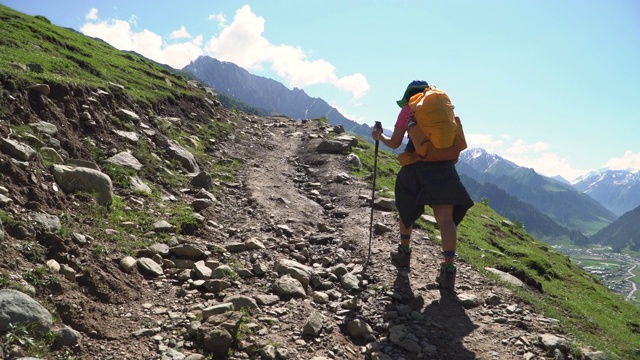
[459,148,518,174]
[572,169,640,216]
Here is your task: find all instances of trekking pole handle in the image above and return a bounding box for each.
[373,121,382,141]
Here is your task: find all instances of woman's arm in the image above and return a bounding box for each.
[372,125,406,150]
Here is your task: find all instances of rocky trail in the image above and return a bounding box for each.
[0,83,575,360]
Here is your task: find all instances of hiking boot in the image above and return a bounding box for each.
[436,263,457,290]
[391,245,412,268]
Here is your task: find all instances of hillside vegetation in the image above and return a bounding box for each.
[0,4,639,359]
[1,9,197,102]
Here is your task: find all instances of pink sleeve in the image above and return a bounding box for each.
[394,105,411,130]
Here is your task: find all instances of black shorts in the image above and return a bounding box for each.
[395,161,473,228]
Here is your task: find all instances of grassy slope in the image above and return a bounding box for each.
[0,5,202,103]
[0,5,236,254]
[351,139,640,358]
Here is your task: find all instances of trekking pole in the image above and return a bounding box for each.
[365,121,382,270]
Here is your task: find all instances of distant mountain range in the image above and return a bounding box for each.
[458,173,589,244]
[572,170,640,217]
[457,148,617,237]
[179,55,639,250]
[182,56,396,150]
[456,149,640,250]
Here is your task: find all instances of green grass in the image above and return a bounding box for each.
[2,323,57,357]
[63,194,168,255]
[351,138,400,197]
[351,135,640,358]
[58,190,204,255]
[22,266,59,288]
[211,157,243,182]
[0,6,202,104]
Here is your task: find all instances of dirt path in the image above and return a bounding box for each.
[228,118,564,360]
[0,109,567,360]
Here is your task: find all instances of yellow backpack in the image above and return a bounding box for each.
[408,85,457,149]
[398,85,467,166]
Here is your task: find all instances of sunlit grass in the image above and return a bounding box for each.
[0,5,201,103]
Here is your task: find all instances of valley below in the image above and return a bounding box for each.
[557,246,640,304]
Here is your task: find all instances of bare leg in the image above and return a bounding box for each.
[399,217,413,248]
[433,205,456,265]
[390,217,414,268]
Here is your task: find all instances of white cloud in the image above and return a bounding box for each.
[79,6,367,97]
[86,8,98,21]
[208,13,226,27]
[466,133,504,152]
[204,5,369,99]
[170,26,191,40]
[605,151,640,171]
[533,142,549,152]
[336,73,369,100]
[128,15,138,28]
[80,19,203,68]
[504,142,590,181]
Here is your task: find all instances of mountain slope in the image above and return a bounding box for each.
[459,175,589,244]
[458,149,617,236]
[572,169,640,216]
[591,205,640,251]
[182,56,397,150]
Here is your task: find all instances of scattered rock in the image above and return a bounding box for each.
[1,138,37,161]
[273,275,306,299]
[302,312,324,336]
[50,164,113,205]
[55,326,82,347]
[347,318,373,338]
[137,258,164,277]
[0,289,53,333]
[485,267,526,288]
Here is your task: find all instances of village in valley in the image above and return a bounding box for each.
[556,246,640,304]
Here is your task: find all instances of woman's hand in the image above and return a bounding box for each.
[371,126,382,141]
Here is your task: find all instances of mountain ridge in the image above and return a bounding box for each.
[182,55,402,153]
[572,169,640,216]
[458,148,617,237]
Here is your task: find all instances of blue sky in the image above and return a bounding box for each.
[3,0,639,181]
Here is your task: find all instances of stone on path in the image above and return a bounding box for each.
[273,275,306,299]
[137,257,164,277]
[302,312,324,337]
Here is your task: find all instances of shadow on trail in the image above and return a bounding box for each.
[422,289,479,360]
[386,267,479,359]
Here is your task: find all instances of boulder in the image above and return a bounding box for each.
[0,289,53,333]
[50,164,113,205]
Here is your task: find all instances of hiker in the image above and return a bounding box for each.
[371,80,474,290]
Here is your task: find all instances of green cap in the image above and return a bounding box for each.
[396,80,429,108]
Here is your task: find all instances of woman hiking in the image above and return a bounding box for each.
[371,80,474,290]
